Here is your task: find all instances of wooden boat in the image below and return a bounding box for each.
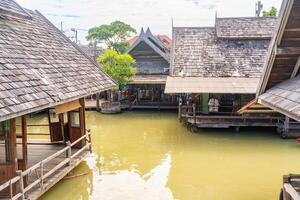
[100,101,121,114]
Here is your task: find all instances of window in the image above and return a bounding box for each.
[70,112,80,128]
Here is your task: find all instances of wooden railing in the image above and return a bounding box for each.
[0,132,92,200]
[282,174,300,200]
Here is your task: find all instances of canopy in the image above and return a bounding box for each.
[165,77,260,94]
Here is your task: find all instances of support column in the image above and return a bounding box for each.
[96,93,100,112]
[21,116,28,186]
[79,98,86,147]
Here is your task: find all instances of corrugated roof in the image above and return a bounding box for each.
[171,27,272,78]
[258,75,300,121]
[165,77,259,94]
[216,17,277,39]
[0,2,116,121]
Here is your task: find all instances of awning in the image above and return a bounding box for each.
[129,75,167,85]
[258,76,300,122]
[165,76,260,94]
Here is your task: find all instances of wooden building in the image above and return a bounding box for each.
[0,1,115,199]
[254,0,300,199]
[165,16,284,129]
[257,0,300,135]
[125,28,178,109]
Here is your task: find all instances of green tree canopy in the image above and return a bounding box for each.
[98,49,136,89]
[263,6,278,16]
[87,21,136,53]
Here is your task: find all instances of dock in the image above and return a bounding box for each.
[85,99,177,111]
[0,133,91,200]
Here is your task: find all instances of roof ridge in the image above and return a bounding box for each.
[216,16,277,20]
[0,0,32,19]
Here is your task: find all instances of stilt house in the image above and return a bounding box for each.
[0,1,115,199]
[165,15,282,129]
[125,28,178,109]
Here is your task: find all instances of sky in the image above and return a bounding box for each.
[17,0,282,44]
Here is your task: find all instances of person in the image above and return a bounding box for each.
[208,96,220,113]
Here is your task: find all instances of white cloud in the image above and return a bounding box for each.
[17,0,283,44]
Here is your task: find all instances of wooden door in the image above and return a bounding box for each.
[48,110,64,142]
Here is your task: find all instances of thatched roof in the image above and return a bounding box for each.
[257,0,300,121]
[0,1,116,122]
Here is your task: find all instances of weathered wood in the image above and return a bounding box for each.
[54,100,81,115]
[284,183,300,200]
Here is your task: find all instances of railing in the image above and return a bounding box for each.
[101,101,120,109]
[0,131,92,200]
[282,174,300,200]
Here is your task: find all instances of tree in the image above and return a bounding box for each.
[98,49,136,89]
[87,21,136,53]
[263,6,278,16]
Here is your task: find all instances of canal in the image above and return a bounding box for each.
[32,111,300,200]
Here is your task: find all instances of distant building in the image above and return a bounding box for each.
[78,44,105,62]
[165,16,284,129]
[125,28,178,109]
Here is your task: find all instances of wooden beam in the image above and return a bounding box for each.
[276,47,300,56]
[291,56,300,78]
[285,28,300,32]
[54,100,81,114]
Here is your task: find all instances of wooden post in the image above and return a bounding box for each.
[40,162,44,189]
[178,98,182,121]
[21,116,28,186]
[16,170,24,200]
[96,93,100,112]
[284,116,290,134]
[193,103,196,125]
[66,141,72,166]
[88,133,92,153]
[79,98,86,147]
[21,116,27,165]
[59,114,65,142]
[9,119,17,169]
[47,109,53,141]
[283,175,291,200]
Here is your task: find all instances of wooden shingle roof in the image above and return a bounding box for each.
[0,1,116,121]
[257,0,300,122]
[216,17,277,39]
[171,26,273,78]
[126,28,170,62]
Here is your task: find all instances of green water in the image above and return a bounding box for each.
[37,111,300,200]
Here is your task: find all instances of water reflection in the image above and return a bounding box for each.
[87,153,174,200]
[39,160,93,200]
[37,111,300,200]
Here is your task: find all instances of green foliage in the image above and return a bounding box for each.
[87,21,136,53]
[263,6,278,16]
[98,49,136,89]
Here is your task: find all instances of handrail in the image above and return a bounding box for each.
[0,132,92,200]
[283,183,300,200]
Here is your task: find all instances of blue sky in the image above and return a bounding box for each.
[17,0,282,44]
